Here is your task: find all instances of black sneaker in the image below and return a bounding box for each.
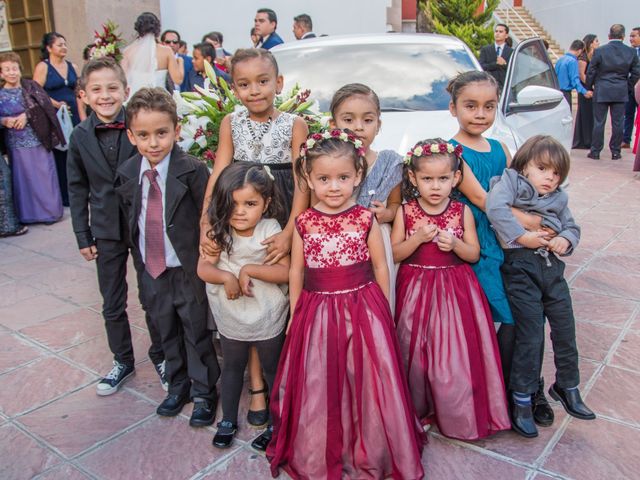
[212,421,237,449]
[154,360,168,392]
[96,361,135,396]
[251,425,273,452]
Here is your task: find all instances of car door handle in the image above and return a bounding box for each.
[561,117,573,125]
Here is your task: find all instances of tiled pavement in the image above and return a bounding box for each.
[1,148,639,479]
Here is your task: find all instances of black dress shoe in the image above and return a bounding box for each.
[251,425,273,452]
[587,152,600,160]
[247,383,269,427]
[612,153,622,160]
[189,398,216,427]
[548,383,596,420]
[212,421,237,449]
[532,377,554,427]
[156,393,189,417]
[511,401,538,438]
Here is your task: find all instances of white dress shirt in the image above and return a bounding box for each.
[138,154,181,268]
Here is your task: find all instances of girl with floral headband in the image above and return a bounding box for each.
[391,138,510,440]
[267,128,425,480]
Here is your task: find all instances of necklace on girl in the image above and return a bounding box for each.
[247,116,272,159]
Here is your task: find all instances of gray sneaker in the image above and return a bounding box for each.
[154,360,169,392]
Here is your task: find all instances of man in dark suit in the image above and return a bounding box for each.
[479,23,513,90]
[254,8,284,50]
[117,88,220,426]
[293,14,316,40]
[586,24,640,160]
[68,58,165,395]
[622,27,640,148]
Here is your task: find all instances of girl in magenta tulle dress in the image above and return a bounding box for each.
[267,129,424,480]
[391,139,510,441]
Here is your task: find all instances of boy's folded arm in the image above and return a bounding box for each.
[485,180,527,244]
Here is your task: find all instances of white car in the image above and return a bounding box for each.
[272,34,573,155]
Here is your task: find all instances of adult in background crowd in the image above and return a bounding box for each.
[479,24,513,90]
[622,27,640,148]
[254,8,284,50]
[161,29,192,92]
[122,12,183,98]
[250,27,260,48]
[586,24,640,160]
[555,40,592,110]
[183,42,231,92]
[573,34,599,149]
[634,79,640,173]
[0,134,28,237]
[0,52,63,225]
[33,32,84,207]
[293,14,316,40]
[202,31,231,73]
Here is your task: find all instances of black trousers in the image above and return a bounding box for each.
[141,267,220,401]
[219,331,285,424]
[52,149,69,207]
[501,249,580,394]
[623,91,638,144]
[562,90,572,112]
[95,238,163,367]
[591,101,625,155]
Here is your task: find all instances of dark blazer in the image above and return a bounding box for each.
[67,110,136,249]
[479,43,513,88]
[183,68,231,92]
[586,40,640,103]
[260,32,284,50]
[116,145,210,302]
[300,32,316,40]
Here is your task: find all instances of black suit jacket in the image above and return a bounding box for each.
[586,40,640,103]
[67,110,136,249]
[115,145,210,303]
[479,43,513,87]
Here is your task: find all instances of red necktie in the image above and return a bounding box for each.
[144,169,166,279]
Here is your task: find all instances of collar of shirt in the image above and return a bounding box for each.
[139,153,171,185]
[495,42,506,49]
[259,33,272,45]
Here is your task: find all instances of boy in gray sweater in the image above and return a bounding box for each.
[486,135,594,439]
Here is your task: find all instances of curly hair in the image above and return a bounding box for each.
[402,138,463,201]
[207,162,284,253]
[134,12,161,38]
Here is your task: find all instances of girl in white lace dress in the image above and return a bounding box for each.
[200,48,307,429]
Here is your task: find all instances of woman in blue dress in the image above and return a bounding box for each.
[33,32,84,207]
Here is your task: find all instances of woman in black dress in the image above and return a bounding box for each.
[572,34,599,149]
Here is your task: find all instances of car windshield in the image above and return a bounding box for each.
[273,41,478,112]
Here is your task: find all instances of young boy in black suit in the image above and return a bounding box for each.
[116,87,219,426]
[68,58,165,395]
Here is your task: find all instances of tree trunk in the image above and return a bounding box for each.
[416,0,435,33]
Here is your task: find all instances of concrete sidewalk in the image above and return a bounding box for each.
[1,148,639,480]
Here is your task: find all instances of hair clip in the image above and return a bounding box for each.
[263,165,275,181]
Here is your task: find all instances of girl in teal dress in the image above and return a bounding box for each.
[447,71,554,427]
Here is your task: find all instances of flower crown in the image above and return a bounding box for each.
[403,142,463,165]
[300,129,366,158]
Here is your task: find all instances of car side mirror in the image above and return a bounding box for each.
[508,85,564,114]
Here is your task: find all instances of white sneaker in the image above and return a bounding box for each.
[96,361,135,396]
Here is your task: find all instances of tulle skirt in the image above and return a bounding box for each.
[395,263,510,441]
[268,262,425,480]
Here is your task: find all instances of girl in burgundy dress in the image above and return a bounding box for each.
[267,129,424,480]
[391,138,510,441]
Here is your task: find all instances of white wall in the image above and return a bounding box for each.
[159,0,393,54]
[523,0,638,50]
